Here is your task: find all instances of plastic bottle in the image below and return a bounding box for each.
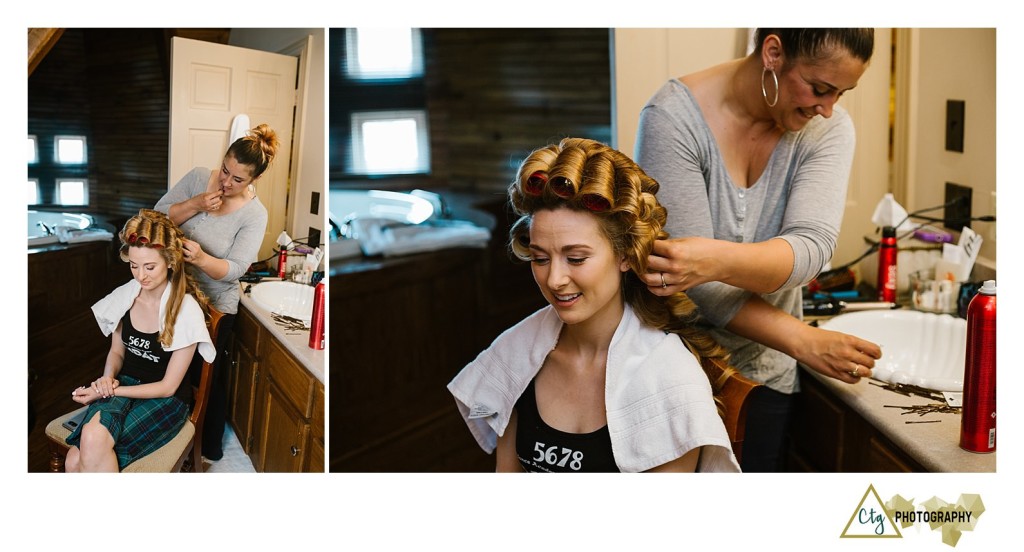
[960,280,996,453]
[876,226,898,302]
[308,281,325,350]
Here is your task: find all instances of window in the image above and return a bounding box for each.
[56,178,88,206]
[346,28,424,80]
[55,135,87,164]
[28,134,90,206]
[351,110,430,174]
[330,28,429,182]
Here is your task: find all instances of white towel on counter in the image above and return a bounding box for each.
[92,280,216,363]
[229,113,251,143]
[351,218,490,257]
[447,303,741,473]
[56,225,114,244]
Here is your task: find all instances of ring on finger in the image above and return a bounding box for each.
[660,272,668,289]
[850,366,860,377]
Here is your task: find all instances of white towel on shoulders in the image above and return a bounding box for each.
[448,303,740,473]
[92,280,216,363]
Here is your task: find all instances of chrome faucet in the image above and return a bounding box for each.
[36,221,55,236]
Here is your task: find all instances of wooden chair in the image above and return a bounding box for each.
[45,307,224,473]
[700,356,763,465]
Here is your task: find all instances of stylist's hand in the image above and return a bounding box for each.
[643,237,719,295]
[793,325,881,384]
[192,189,224,213]
[182,238,207,265]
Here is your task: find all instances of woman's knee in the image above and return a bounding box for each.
[79,418,114,457]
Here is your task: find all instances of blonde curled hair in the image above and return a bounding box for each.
[119,209,210,347]
[508,138,731,398]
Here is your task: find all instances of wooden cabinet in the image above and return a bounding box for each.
[308,382,325,473]
[27,240,123,471]
[330,197,547,472]
[229,306,261,453]
[786,370,926,472]
[256,378,310,472]
[227,303,324,472]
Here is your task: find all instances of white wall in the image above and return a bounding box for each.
[903,28,996,264]
[613,28,747,155]
[230,28,327,268]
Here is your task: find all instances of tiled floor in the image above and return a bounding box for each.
[203,426,256,473]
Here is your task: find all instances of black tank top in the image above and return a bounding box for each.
[119,310,191,404]
[514,378,619,473]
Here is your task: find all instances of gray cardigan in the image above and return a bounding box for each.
[635,79,856,393]
[155,167,269,315]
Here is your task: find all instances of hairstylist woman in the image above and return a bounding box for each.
[634,29,882,472]
[449,138,740,473]
[155,123,278,461]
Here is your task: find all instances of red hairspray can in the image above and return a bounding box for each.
[277,247,288,279]
[960,280,996,452]
[308,281,325,350]
[876,226,898,302]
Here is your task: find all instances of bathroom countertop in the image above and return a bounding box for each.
[238,283,325,384]
[800,366,995,472]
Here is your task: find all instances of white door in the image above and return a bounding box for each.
[169,36,298,262]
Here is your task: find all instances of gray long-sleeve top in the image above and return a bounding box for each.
[635,79,855,393]
[155,167,269,315]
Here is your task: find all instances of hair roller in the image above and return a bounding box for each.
[549,175,577,198]
[578,178,613,212]
[581,194,611,212]
[525,171,547,196]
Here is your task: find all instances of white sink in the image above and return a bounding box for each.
[249,281,315,323]
[818,309,966,392]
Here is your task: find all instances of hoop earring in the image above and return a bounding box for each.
[761,66,779,108]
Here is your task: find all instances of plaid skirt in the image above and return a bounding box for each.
[65,375,189,470]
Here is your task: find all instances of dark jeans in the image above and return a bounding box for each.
[741,386,796,472]
[190,313,235,461]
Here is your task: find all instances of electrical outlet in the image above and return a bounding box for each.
[944,182,972,231]
[310,191,320,215]
[946,100,965,152]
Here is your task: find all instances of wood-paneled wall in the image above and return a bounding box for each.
[424,28,612,193]
[27,29,91,207]
[330,28,612,193]
[83,29,172,218]
[28,29,228,220]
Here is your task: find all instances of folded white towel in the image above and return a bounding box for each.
[56,226,114,244]
[352,218,490,257]
[92,280,216,363]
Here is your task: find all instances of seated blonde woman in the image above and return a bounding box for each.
[448,138,740,472]
[65,209,216,472]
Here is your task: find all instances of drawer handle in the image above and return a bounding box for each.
[290,446,301,457]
